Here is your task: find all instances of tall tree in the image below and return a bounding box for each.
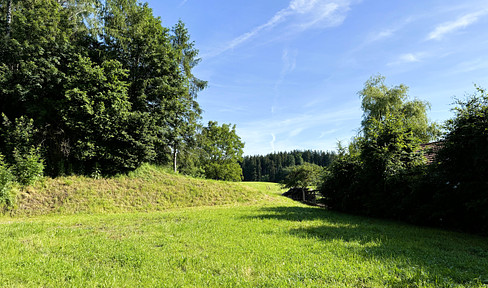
[164,20,207,172]
[359,75,439,142]
[199,121,244,181]
[322,75,437,217]
[0,0,205,176]
[0,0,95,174]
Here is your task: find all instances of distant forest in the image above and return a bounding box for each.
[240,150,336,182]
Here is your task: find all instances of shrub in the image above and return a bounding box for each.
[281,163,323,190]
[433,86,488,233]
[0,154,15,212]
[12,147,44,186]
[320,152,364,212]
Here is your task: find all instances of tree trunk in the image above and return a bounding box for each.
[6,0,12,37]
[172,147,178,173]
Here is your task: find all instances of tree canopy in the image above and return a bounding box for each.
[0,0,220,177]
[322,75,438,216]
[199,121,244,181]
[241,150,335,183]
[281,163,323,190]
[360,75,439,143]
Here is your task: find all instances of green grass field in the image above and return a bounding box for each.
[1,167,487,287]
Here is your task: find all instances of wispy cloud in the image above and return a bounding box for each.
[178,0,189,7]
[204,0,353,58]
[348,16,416,56]
[288,0,351,30]
[281,48,297,76]
[237,104,361,154]
[272,48,298,113]
[270,133,276,151]
[368,29,395,43]
[388,52,424,66]
[447,58,488,75]
[399,53,421,63]
[428,10,488,40]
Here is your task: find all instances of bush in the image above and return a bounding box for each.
[320,152,364,212]
[281,163,323,190]
[432,86,488,233]
[12,147,44,186]
[204,162,243,182]
[0,155,15,212]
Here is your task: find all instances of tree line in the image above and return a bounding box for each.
[0,0,244,192]
[241,150,336,182]
[320,75,488,234]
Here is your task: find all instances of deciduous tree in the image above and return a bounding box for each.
[199,121,244,181]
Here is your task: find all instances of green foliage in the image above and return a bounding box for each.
[242,150,336,182]
[0,115,44,185]
[0,115,38,163]
[11,147,44,186]
[360,75,440,142]
[0,154,15,211]
[281,163,323,190]
[62,56,158,174]
[361,114,425,180]
[203,162,243,182]
[321,151,364,212]
[433,86,488,232]
[359,114,427,216]
[323,78,488,234]
[322,75,434,218]
[199,121,244,181]
[0,0,208,176]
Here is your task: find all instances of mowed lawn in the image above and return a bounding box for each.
[1,183,487,287]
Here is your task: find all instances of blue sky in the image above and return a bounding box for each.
[147,0,488,155]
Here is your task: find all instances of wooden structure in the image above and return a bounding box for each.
[282,188,320,204]
[419,141,443,164]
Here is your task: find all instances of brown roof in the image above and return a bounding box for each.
[419,141,443,164]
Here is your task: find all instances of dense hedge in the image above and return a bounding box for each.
[321,87,488,234]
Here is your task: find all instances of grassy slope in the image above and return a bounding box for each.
[13,164,278,216]
[1,165,487,287]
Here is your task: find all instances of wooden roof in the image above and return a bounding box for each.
[419,141,443,164]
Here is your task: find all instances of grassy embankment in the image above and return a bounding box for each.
[1,164,487,287]
[12,164,276,216]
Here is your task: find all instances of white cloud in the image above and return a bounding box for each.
[369,29,395,42]
[179,0,188,7]
[204,0,353,58]
[428,10,488,40]
[388,52,424,66]
[270,133,276,151]
[400,53,421,63]
[289,0,348,29]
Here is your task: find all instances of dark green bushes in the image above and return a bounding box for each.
[0,116,44,211]
[0,155,15,212]
[321,77,488,234]
[280,163,324,190]
[430,87,488,233]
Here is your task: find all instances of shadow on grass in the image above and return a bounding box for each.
[250,206,488,286]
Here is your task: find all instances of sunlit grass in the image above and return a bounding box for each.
[1,201,487,287]
[13,164,282,216]
[1,166,487,287]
